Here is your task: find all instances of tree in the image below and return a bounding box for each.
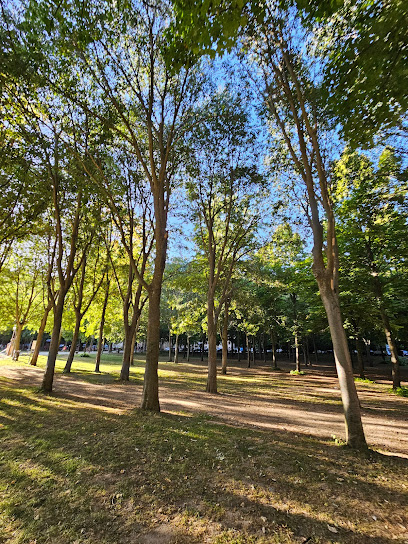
[334,148,408,388]
[303,0,408,146]
[22,0,208,410]
[186,91,267,393]
[168,0,367,447]
[0,239,44,359]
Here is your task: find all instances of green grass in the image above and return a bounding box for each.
[0,359,407,543]
[391,386,408,397]
[354,377,376,384]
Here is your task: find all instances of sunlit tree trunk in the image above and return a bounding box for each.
[221,305,228,375]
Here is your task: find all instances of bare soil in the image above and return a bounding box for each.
[1,356,407,456]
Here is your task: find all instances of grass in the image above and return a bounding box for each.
[391,386,408,397]
[1,381,407,544]
[0,355,407,543]
[354,378,376,384]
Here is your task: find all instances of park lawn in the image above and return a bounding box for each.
[0,363,408,543]
[0,352,397,406]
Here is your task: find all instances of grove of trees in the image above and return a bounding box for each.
[1,0,407,450]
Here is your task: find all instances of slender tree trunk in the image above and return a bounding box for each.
[41,294,66,393]
[294,333,300,372]
[367,244,400,388]
[237,330,241,362]
[381,315,401,389]
[187,336,190,362]
[201,333,205,362]
[312,335,318,365]
[320,289,366,449]
[221,306,228,375]
[364,340,373,367]
[174,333,179,364]
[63,313,81,373]
[12,323,23,361]
[206,298,218,393]
[246,334,250,368]
[130,329,137,366]
[356,337,365,379]
[251,337,255,365]
[168,331,172,362]
[31,301,53,366]
[121,329,133,381]
[95,282,110,373]
[271,330,277,370]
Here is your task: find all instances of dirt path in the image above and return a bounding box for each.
[1,361,407,456]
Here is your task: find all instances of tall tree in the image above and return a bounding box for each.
[186,91,267,393]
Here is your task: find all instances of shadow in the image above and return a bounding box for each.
[0,385,407,544]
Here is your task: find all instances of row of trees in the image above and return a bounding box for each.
[1,0,407,448]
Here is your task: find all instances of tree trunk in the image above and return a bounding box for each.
[271,330,277,370]
[246,334,250,368]
[312,335,318,365]
[31,301,53,366]
[168,331,172,362]
[237,330,241,362]
[187,335,190,362]
[63,313,81,373]
[174,333,179,364]
[41,294,66,393]
[12,322,23,361]
[320,288,366,449]
[206,301,218,393]
[95,282,110,373]
[221,306,228,375]
[294,333,300,372]
[356,336,365,379]
[130,329,137,366]
[367,244,400,388]
[141,282,162,411]
[382,316,401,389]
[364,340,373,367]
[201,333,205,362]
[120,329,134,381]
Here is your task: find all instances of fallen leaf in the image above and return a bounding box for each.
[327,525,338,533]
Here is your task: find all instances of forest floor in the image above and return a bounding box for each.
[0,353,407,544]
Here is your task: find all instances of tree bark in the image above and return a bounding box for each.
[237,330,241,362]
[31,301,53,366]
[41,294,65,393]
[130,329,137,366]
[63,312,81,373]
[320,288,366,449]
[168,331,172,362]
[186,335,190,362]
[174,333,179,364]
[206,298,218,392]
[141,282,162,411]
[95,281,110,373]
[270,330,277,370]
[12,323,23,361]
[246,334,250,368]
[221,305,228,375]
[294,333,300,372]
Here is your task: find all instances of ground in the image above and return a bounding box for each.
[0,353,407,544]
